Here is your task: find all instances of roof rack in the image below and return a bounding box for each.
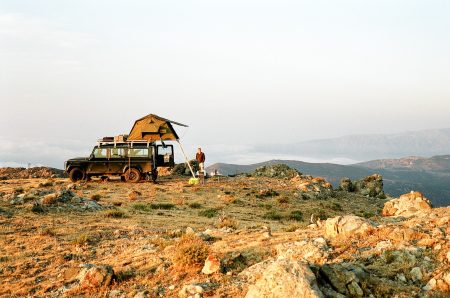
[96,139,155,148]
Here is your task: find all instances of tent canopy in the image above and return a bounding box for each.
[128,114,188,142]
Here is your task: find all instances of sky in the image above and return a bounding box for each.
[1,0,450,168]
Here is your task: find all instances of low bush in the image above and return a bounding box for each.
[289,210,303,221]
[188,202,202,209]
[173,234,210,267]
[198,208,218,218]
[263,210,283,221]
[31,204,45,213]
[90,194,102,201]
[105,209,126,218]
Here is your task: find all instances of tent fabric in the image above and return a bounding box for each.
[128,114,188,142]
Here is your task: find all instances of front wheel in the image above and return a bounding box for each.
[125,168,141,183]
[69,167,86,182]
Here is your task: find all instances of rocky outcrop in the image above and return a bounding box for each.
[242,258,324,298]
[324,215,374,239]
[382,191,432,217]
[0,167,65,179]
[339,174,385,198]
[253,164,302,179]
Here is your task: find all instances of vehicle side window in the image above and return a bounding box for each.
[93,148,108,158]
[129,148,148,157]
[110,148,126,158]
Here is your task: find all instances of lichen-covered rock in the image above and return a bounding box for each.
[324,215,374,238]
[244,258,323,298]
[382,191,432,217]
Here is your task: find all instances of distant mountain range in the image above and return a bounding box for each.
[254,128,450,161]
[206,155,450,207]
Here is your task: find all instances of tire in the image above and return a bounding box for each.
[125,168,141,183]
[69,167,85,182]
[151,169,158,183]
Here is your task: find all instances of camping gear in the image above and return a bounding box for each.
[128,114,196,179]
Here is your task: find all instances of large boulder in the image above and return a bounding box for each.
[382,191,432,217]
[243,258,324,298]
[324,215,374,239]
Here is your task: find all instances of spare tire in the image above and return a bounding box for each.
[69,167,85,182]
[125,168,141,183]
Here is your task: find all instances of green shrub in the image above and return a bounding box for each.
[31,204,45,213]
[188,202,202,209]
[14,187,24,194]
[90,194,102,201]
[289,210,303,221]
[330,202,343,211]
[105,209,126,218]
[276,196,289,204]
[263,210,283,221]
[198,208,218,218]
[150,203,175,210]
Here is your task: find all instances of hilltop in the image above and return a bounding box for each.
[0,165,449,297]
[207,157,450,207]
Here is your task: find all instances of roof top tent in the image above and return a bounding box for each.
[128,114,188,142]
[128,114,196,178]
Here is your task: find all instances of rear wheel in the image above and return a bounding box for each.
[69,167,85,182]
[125,168,141,183]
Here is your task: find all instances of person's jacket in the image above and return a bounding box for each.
[196,152,205,163]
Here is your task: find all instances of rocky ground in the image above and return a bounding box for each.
[0,166,448,297]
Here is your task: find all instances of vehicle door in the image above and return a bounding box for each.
[109,147,127,174]
[86,147,109,174]
[156,145,174,167]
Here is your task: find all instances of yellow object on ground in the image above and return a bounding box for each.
[189,178,200,185]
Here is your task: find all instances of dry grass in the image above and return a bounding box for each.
[172,234,210,267]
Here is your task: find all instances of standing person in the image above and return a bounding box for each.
[196,148,206,185]
[196,148,206,172]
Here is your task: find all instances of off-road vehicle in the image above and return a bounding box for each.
[64,139,174,183]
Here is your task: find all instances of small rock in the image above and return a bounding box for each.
[423,278,437,291]
[134,291,148,298]
[185,227,195,235]
[178,284,203,298]
[168,285,175,290]
[410,267,423,282]
[397,273,407,282]
[202,255,221,275]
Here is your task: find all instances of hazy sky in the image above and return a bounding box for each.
[1,0,450,167]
